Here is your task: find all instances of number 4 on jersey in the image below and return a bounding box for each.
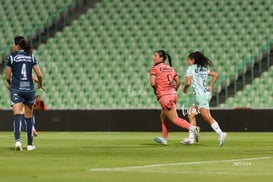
[21,63,27,80]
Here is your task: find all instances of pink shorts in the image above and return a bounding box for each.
[158,95,178,111]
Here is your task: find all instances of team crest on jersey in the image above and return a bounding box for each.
[12,93,19,100]
[160,67,172,72]
[195,67,207,73]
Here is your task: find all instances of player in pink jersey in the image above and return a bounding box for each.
[150,50,200,145]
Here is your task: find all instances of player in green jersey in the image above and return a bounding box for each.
[182,51,227,147]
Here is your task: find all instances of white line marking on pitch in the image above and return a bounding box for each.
[122,169,273,176]
[89,156,272,172]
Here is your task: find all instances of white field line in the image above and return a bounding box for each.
[89,156,272,172]
[119,169,273,176]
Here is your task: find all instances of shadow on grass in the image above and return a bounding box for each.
[6,147,17,151]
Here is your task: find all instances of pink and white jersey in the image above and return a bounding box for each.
[150,62,178,100]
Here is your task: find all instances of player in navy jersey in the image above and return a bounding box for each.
[7,74,40,137]
[6,36,43,151]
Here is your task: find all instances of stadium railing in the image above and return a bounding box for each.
[214,38,273,106]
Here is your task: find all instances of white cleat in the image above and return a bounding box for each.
[27,145,36,151]
[219,132,227,147]
[193,126,200,143]
[154,137,168,146]
[15,141,23,151]
[181,137,194,145]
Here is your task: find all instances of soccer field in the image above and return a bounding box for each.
[0,132,272,182]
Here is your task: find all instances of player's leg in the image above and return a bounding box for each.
[196,93,226,146]
[12,102,24,151]
[166,107,190,129]
[159,96,186,128]
[154,110,169,145]
[188,106,198,137]
[199,108,227,147]
[165,107,200,142]
[32,115,38,137]
[160,111,169,139]
[199,107,222,133]
[188,106,197,126]
[165,107,199,135]
[20,107,27,132]
[155,95,200,144]
[24,91,36,150]
[182,106,198,144]
[162,95,196,131]
[24,104,36,150]
[11,90,25,151]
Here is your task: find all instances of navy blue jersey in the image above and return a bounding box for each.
[6,50,38,91]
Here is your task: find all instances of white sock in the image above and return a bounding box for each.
[188,130,194,139]
[189,125,195,132]
[211,121,223,135]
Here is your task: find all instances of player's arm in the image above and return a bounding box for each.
[5,67,12,90]
[150,75,156,95]
[33,65,43,89]
[32,73,47,92]
[183,76,191,94]
[208,70,219,91]
[32,74,38,83]
[174,75,181,91]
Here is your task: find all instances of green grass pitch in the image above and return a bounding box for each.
[0,132,272,182]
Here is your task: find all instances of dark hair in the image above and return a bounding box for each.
[188,51,213,67]
[156,50,172,66]
[14,36,32,54]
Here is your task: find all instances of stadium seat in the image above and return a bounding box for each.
[1,0,273,109]
[221,66,273,108]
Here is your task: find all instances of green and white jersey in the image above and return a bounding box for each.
[185,64,210,96]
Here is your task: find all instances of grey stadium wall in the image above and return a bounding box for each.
[0,109,272,132]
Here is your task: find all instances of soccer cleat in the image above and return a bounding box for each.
[33,128,38,137]
[219,132,227,147]
[154,137,167,146]
[15,141,23,151]
[27,145,36,151]
[193,126,200,143]
[181,137,194,145]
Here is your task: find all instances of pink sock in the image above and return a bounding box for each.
[162,121,169,138]
[172,118,191,130]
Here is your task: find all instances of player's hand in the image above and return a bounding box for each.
[208,86,213,92]
[152,87,156,95]
[6,83,11,90]
[40,86,47,92]
[38,84,47,92]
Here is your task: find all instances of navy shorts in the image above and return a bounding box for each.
[10,89,35,106]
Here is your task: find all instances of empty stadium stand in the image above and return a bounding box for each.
[1,0,273,109]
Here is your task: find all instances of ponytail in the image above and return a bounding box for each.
[166,53,172,67]
[14,36,32,54]
[156,50,172,67]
